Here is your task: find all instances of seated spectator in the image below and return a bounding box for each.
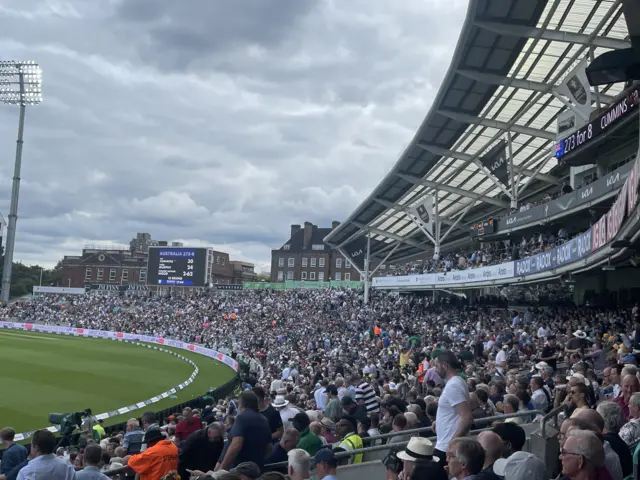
[0,428,28,479]
[447,438,485,480]
[597,402,633,477]
[264,428,300,473]
[122,418,144,454]
[619,392,640,450]
[286,449,311,480]
[17,430,76,480]
[125,428,179,480]
[311,449,338,480]
[476,431,503,479]
[291,412,322,457]
[76,443,110,479]
[561,430,607,480]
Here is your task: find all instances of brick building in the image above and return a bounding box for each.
[60,245,148,288]
[60,240,254,288]
[230,260,256,284]
[270,221,365,283]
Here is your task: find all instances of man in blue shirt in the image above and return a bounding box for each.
[0,428,28,479]
[17,429,76,480]
[76,444,109,479]
[217,390,272,471]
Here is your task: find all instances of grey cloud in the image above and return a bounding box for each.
[0,0,467,269]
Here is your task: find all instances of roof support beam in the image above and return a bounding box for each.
[417,143,561,185]
[456,69,615,104]
[437,109,556,140]
[475,20,632,51]
[394,172,508,207]
[350,221,431,253]
[372,197,458,226]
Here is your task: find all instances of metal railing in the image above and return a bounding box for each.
[539,404,568,438]
[264,409,543,469]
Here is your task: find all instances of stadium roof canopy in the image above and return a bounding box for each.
[324,0,631,266]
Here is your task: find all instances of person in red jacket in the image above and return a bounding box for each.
[174,407,203,444]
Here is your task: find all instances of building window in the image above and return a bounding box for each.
[345,260,351,269]
[345,272,351,281]
[287,271,294,280]
[312,244,324,251]
[85,268,92,281]
[283,244,291,250]
[221,257,225,265]
[121,269,128,281]
[278,258,284,267]
[319,257,325,267]
[302,257,308,267]
[301,271,307,280]
[336,258,342,268]
[380,264,386,270]
[277,271,284,281]
[318,272,324,281]
[335,272,341,281]
[109,269,116,281]
[97,268,104,281]
[288,258,294,267]
[140,270,146,281]
[310,257,317,267]
[216,256,220,264]
[310,272,316,280]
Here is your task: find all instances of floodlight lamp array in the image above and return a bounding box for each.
[0,61,42,105]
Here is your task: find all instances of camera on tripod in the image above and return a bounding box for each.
[48,408,93,443]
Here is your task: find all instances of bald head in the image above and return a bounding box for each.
[309,422,321,435]
[477,431,503,466]
[573,409,605,433]
[404,412,418,428]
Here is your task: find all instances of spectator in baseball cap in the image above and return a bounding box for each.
[311,448,338,480]
[230,461,261,480]
[291,412,322,457]
[493,451,547,480]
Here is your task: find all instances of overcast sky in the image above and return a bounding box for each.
[0,0,466,271]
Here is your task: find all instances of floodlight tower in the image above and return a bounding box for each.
[0,61,42,303]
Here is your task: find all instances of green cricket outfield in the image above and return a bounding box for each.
[0,329,236,435]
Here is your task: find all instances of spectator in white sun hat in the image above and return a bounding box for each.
[493,451,547,480]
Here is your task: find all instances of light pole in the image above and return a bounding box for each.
[0,61,42,303]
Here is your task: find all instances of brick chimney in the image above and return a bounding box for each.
[332,221,340,229]
[290,224,301,239]
[303,221,313,249]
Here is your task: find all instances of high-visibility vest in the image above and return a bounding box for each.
[340,433,363,464]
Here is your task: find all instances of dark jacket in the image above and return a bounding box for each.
[604,431,633,477]
[178,428,224,480]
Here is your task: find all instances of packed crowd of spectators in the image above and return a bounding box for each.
[1,290,639,480]
[386,226,573,277]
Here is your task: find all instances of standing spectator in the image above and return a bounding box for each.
[314,381,328,411]
[178,422,225,480]
[323,385,342,422]
[218,390,272,471]
[253,387,284,443]
[122,419,144,454]
[274,396,298,430]
[619,392,640,450]
[286,449,311,480]
[125,429,178,480]
[355,375,379,414]
[0,428,27,479]
[311,449,338,480]
[92,420,106,440]
[530,376,549,412]
[446,438,486,480]
[432,351,472,462]
[76,444,110,479]
[17,430,76,480]
[174,408,203,445]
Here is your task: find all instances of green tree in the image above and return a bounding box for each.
[0,257,58,299]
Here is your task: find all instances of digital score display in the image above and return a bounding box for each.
[146,247,207,287]
[556,86,640,160]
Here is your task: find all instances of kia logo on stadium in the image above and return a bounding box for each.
[189,344,195,351]
[157,338,165,344]
[76,328,84,334]
[25,324,33,330]
[217,353,224,360]
[116,332,124,339]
